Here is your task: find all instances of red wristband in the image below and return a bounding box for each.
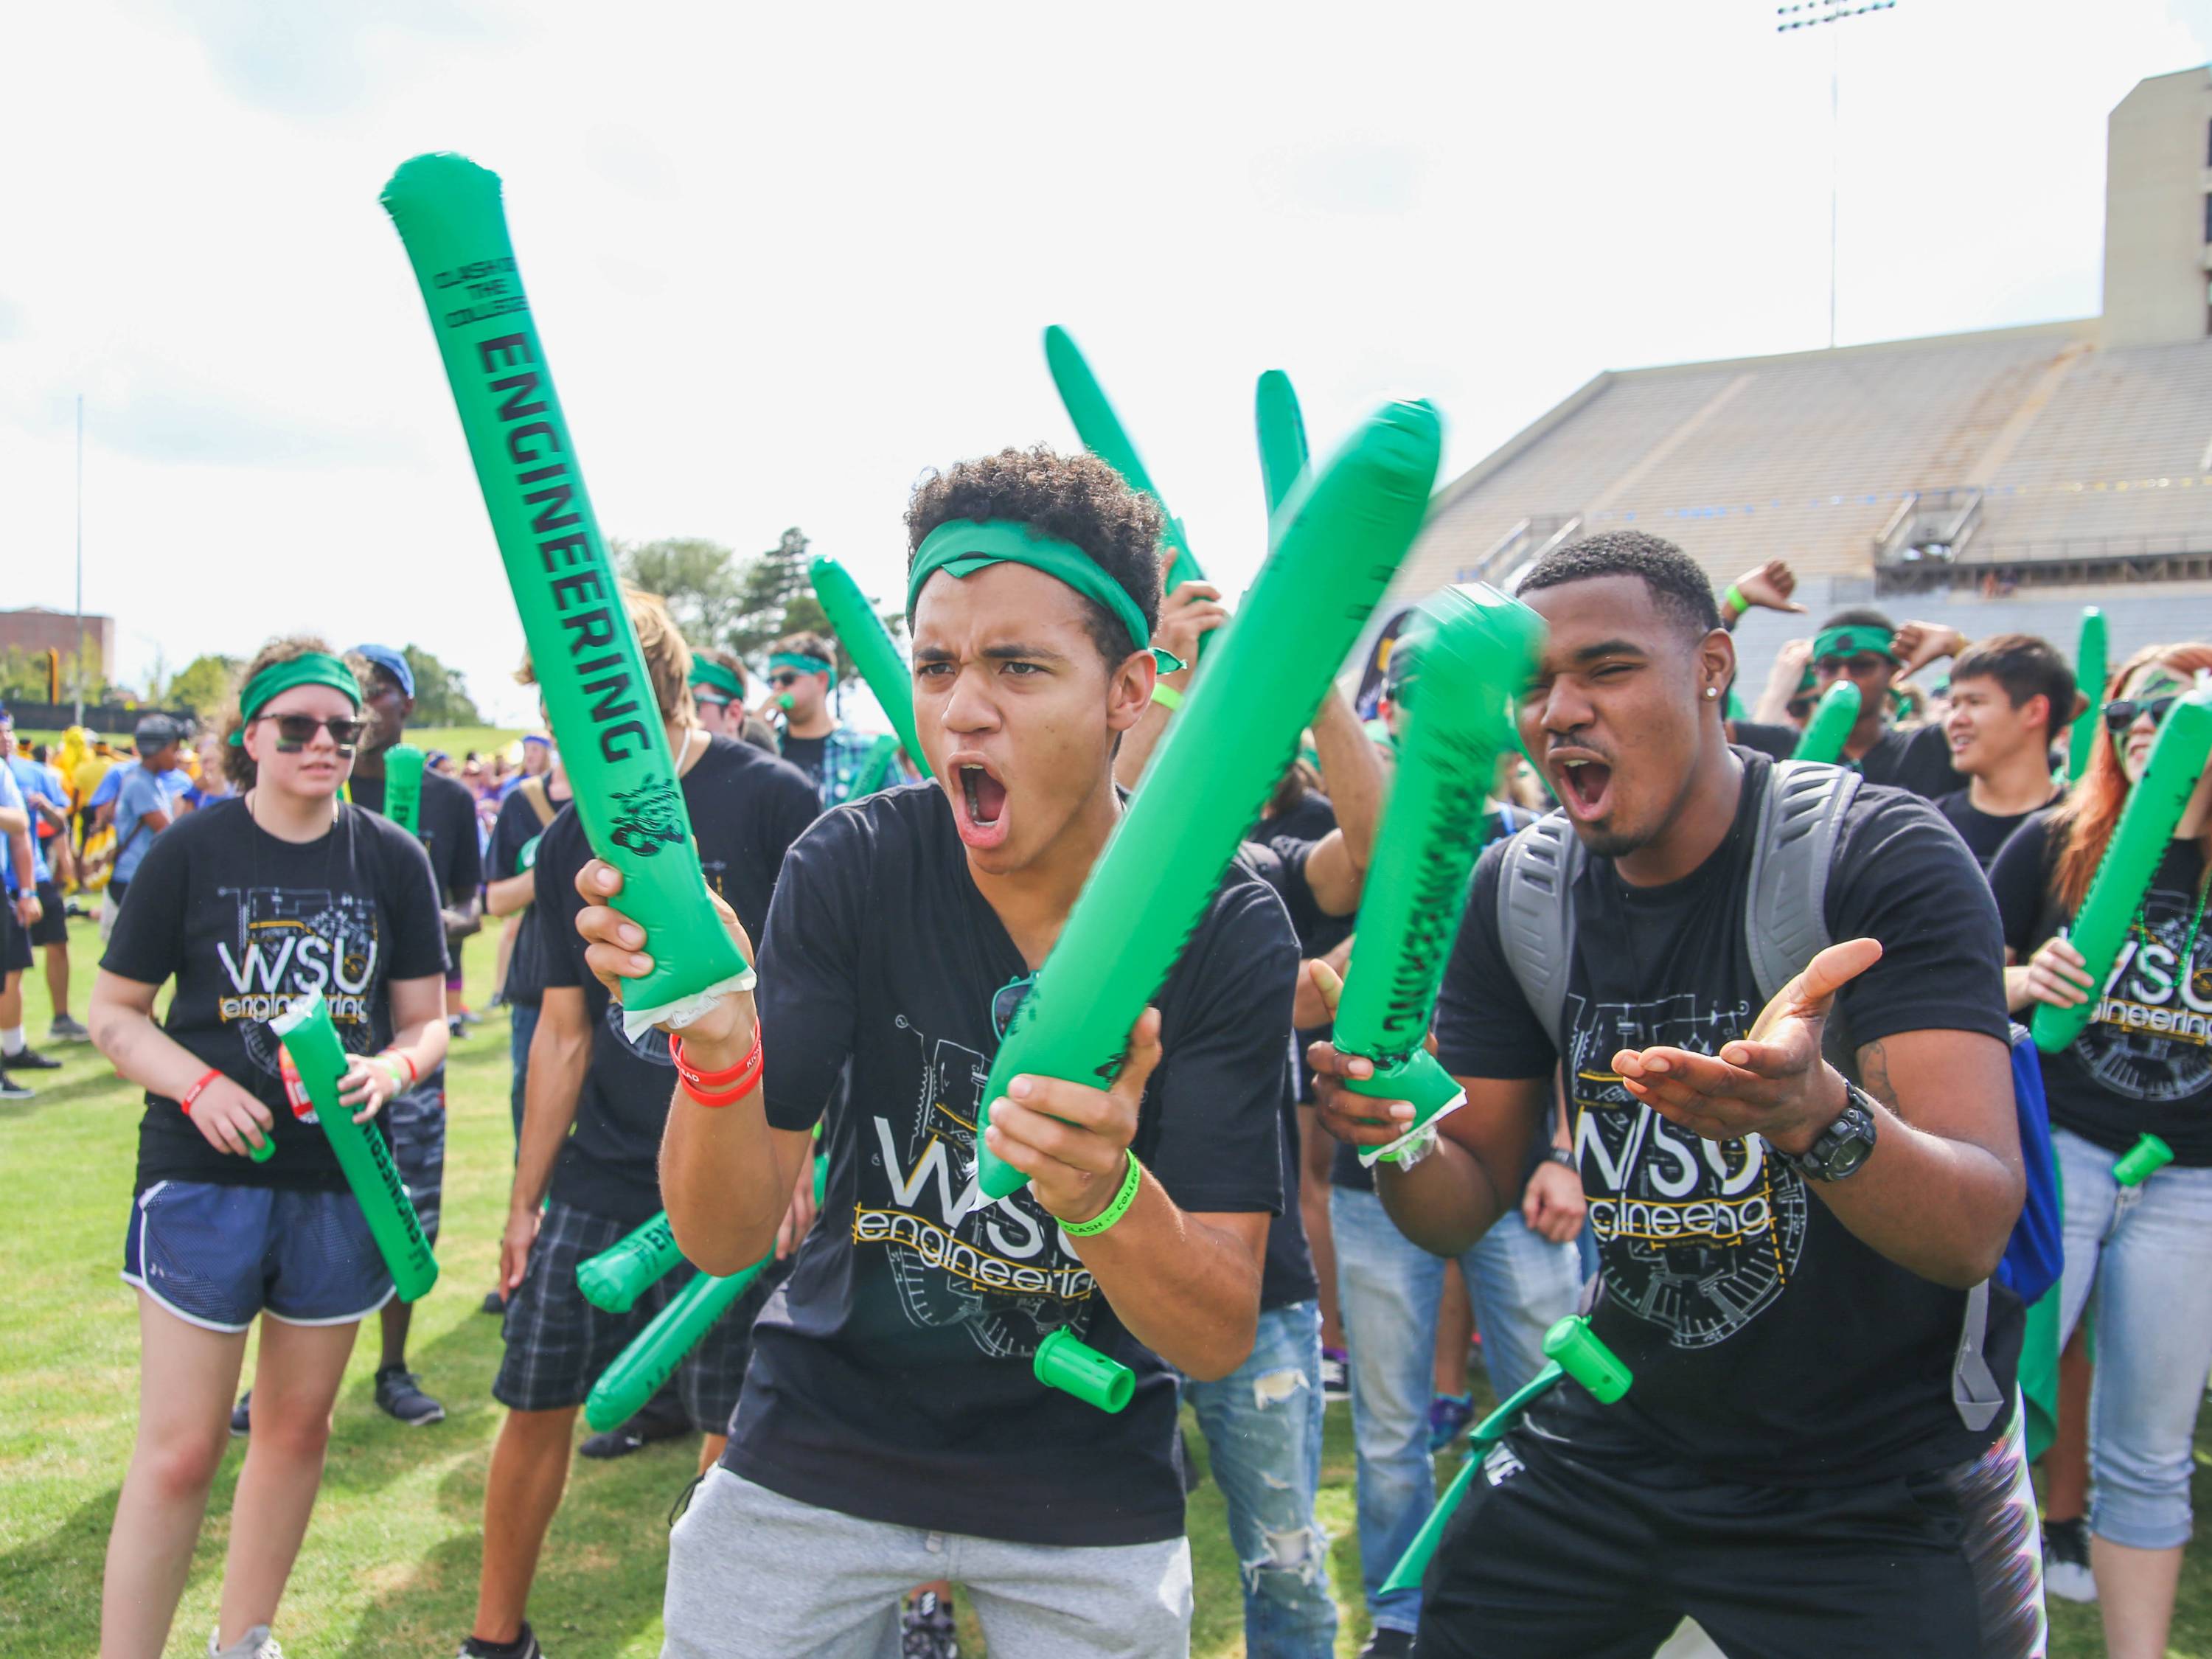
[673,1027,763,1108]
[178,1068,223,1116]
[380,1049,419,1086]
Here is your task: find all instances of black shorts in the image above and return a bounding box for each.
[493,1199,787,1433]
[27,879,66,947]
[1417,1408,2045,1659]
[0,902,29,975]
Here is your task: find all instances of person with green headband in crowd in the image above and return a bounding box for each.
[87,635,451,1659]
[569,445,1293,1659]
[687,645,780,755]
[1808,606,1975,799]
[759,629,883,809]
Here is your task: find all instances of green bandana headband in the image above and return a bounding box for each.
[689,658,746,702]
[907,519,1183,671]
[1812,625,1896,665]
[229,652,362,745]
[769,652,835,684]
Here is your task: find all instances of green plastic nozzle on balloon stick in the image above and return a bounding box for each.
[382,744,425,837]
[1335,585,1546,1167]
[271,992,438,1301]
[2114,1133,2174,1187]
[2069,607,2107,785]
[1541,1314,1633,1402]
[379,153,752,1039]
[777,694,794,712]
[1791,679,1861,764]
[808,556,924,773]
[576,1210,684,1313]
[1033,1328,1135,1413]
[2034,685,2212,1054]
[1255,369,1310,521]
[972,400,1444,1203]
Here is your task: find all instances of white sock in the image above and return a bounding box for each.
[0,1028,22,1056]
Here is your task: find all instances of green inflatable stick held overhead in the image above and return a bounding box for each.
[2115,1133,2174,1186]
[2034,684,2212,1053]
[1335,585,1545,1166]
[972,400,1444,1202]
[380,153,753,1039]
[576,1211,684,1314]
[271,992,438,1301]
[2069,607,2107,785]
[808,556,924,771]
[381,743,425,836]
[1791,679,1860,764]
[1255,369,1309,520]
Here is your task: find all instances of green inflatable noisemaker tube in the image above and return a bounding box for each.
[271,991,438,1302]
[382,743,425,835]
[1033,1328,1135,1413]
[2069,608,2107,785]
[1255,369,1309,520]
[972,400,1444,1202]
[1381,1316,1630,1594]
[808,555,924,771]
[847,734,903,800]
[1336,585,1545,1166]
[380,153,753,1037]
[2034,685,2212,1054]
[2115,1133,2174,1187]
[576,1211,684,1313]
[1791,679,1861,763]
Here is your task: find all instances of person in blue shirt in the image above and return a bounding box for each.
[0,704,84,1044]
[0,757,50,1096]
[108,715,186,908]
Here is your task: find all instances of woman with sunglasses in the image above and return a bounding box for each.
[1992,641,2212,1659]
[88,636,451,1659]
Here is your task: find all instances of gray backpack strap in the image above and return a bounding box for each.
[1743,761,1862,1004]
[1951,1281,2004,1433]
[1495,813,1582,1041]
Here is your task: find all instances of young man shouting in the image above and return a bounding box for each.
[1936,633,2074,871]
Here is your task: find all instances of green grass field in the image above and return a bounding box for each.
[0,916,2200,1655]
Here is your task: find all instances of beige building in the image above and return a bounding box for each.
[0,606,113,682]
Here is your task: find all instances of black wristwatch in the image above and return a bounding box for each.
[1780,1079,1879,1183]
[1543,1147,1576,1169]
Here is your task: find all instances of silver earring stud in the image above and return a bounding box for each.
[1705,686,1719,700]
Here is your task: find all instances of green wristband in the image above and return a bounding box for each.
[1060,1151,1143,1237]
[1150,681,1184,712]
[1722,582,1747,619]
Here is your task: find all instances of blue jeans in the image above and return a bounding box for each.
[1331,1185,1583,1635]
[1182,1301,1337,1659]
[2054,1126,2212,1549]
[508,1000,539,1152]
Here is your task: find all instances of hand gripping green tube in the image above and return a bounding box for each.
[1335,585,1545,1166]
[2034,686,2212,1054]
[972,401,1444,1202]
[575,1211,684,1314]
[1791,679,1861,763]
[808,555,924,771]
[2115,1133,2174,1187]
[382,742,425,835]
[271,991,438,1301]
[380,153,753,1037]
[1255,369,1309,520]
[2070,608,2107,785]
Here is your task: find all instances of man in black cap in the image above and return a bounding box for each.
[106,714,184,909]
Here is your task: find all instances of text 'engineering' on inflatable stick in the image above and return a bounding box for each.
[809,555,923,773]
[380,153,754,1037]
[576,1210,684,1314]
[1791,678,1860,765]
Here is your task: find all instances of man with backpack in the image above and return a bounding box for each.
[1314,532,2045,1658]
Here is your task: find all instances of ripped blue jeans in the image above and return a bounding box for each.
[1182,1299,1337,1659]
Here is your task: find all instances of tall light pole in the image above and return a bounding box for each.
[1775,0,1895,349]
[73,394,85,723]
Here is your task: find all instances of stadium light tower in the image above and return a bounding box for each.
[1776,0,1896,349]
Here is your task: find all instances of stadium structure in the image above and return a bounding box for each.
[1398,64,2212,685]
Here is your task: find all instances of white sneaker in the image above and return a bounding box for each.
[2042,1518,2098,1603]
[209,1626,283,1659]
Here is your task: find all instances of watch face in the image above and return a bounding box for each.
[1823,1135,1873,1180]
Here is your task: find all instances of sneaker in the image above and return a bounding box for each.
[1360,1631,1414,1659]
[374,1366,447,1426]
[1427,1391,1476,1451]
[2044,1517,2097,1602]
[208,1624,282,1659]
[4,1045,61,1071]
[481,1289,507,1316]
[0,1071,33,1101]
[459,1623,546,1659]
[580,1399,689,1460]
[46,1014,91,1043]
[230,1391,251,1438]
[457,1007,483,1026]
[901,1590,958,1659]
[1321,1346,1351,1401]
[448,1014,470,1039]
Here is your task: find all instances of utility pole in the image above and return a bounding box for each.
[1775,1,1896,349]
[73,394,85,723]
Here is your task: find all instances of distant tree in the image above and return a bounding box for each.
[727,527,815,659]
[400,644,482,727]
[613,537,748,643]
[168,654,241,721]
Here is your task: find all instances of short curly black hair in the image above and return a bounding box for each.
[905,445,1164,669]
[1517,530,1720,641]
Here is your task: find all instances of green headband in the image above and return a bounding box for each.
[769,652,835,685]
[1812,625,1896,664]
[229,652,363,745]
[907,519,1181,671]
[689,658,746,702]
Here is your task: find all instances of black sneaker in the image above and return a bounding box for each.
[47,1014,91,1043]
[5,1046,61,1071]
[2044,1516,2097,1602]
[1360,1631,1414,1659]
[1321,1346,1351,1402]
[0,1071,33,1102]
[457,1622,545,1659]
[480,1290,507,1316]
[580,1399,690,1460]
[230,1391,251,1438]
[901,1590,958,1659]
[374,1366,446,1426]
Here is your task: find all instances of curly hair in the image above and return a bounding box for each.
[905,445,1164,669]
[1517,530,1721,641]
[220,635,364,789]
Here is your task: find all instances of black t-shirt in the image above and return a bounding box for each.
[349,767,483,909]
[1854,722,1965,801]
[1265,789,1338,849]
[1436,753,2019,1484]
[1936,787,2059,874]
[536,736,819,1225]
[723,782,1295,1546]
[1989,811,2212,1165]
[103,799,449,1193]
[778,732,827,790]
[1728,719,1799,763]
[489,782,569,1009]
[1235,839,1324,1313]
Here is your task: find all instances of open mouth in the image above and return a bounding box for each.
[1554,756,1614,823]
[952,759,1010,849]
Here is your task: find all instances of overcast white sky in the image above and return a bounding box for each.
[4,0,2209,724]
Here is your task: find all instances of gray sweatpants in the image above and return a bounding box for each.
[661,1468,1193,1659]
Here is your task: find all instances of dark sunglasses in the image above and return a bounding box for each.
[2103,695,2180,735]
[992,973,1036,1043]
[768,672,802,689]
[259,713,366,751]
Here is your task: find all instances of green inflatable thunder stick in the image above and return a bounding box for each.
[1335,585,1545,1166]
[380,153,753,1037]
[1255,369,1309,519]
[2035,684,2212,1054]
[1791,679,1860,764]
[577,1211,684,1314]
[808,555,924,773]
[2069,608,2107,785]
[271,992,438,1302]
[382,743,425,835]
[972,400,1444,1202]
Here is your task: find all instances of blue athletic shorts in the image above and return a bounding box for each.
[123,1180,395,1332]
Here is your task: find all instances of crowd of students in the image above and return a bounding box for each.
[13,454,2208,1659]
